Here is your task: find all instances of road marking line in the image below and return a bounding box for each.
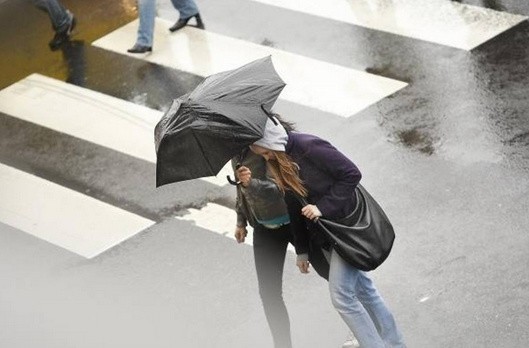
[0,74,231,186]
[0,163,154,258]
[176,203,295,252]
[250,0,527,50]
[93,18,407,118]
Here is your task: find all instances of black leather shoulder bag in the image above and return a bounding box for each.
[300,184,395,271]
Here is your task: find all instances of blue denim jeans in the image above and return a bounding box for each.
[32,0,71,32]
[328,249,406,348]
[136,0,199,46]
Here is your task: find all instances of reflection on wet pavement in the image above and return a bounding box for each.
[0,0,528,167]
[369,16,529,167]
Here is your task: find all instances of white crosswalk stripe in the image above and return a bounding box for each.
[0,74,160,163]
[0,163,154,258]
[250,0,527,50]
[93,18,408,118]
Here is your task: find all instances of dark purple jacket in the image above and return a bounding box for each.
[285,132,362,255]
[286,132,362,220]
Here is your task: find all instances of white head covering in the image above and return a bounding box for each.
[253,117,288,152]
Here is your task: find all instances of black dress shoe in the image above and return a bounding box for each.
[168,13,205,32]
[127,44,152,53]
[49,13,76,51]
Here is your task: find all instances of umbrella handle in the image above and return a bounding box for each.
[227,175,241,186]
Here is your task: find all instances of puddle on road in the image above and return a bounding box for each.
[395,128,436,155]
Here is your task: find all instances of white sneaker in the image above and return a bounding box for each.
[342,332,360,348]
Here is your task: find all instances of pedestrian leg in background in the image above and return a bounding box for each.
[32,0,76,50]
[128,0,155,53]
[253,224,293,348]
[168,0,204,32]
[328,248,406,348]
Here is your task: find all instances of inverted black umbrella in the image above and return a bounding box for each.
[154,56,285,187]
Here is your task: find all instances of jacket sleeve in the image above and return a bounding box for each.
[232,159,248,227]
[284,191,310,255]
[305,137,361,218]
[235,189,247,227]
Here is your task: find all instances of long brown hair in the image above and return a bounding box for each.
[267,151,308,197]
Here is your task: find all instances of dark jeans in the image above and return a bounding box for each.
[253,224,293,348]
[32,0,70,32]
[253,224,330,348]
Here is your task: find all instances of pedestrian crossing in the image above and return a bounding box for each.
[93,18,408,118]
[0,0,526,258]
[0,163,154,258]
[0,74,160,164]
[250,0,527,50]
[0,73,232,187]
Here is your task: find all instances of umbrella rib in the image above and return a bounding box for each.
[191,130,216,176]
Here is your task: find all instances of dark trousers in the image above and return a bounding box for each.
[253,224,293,348]
[253,224,330,348]
[32,0,70,31]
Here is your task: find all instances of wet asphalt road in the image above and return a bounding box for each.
[1,0,529,347]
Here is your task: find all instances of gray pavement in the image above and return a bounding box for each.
[1,0,529,347]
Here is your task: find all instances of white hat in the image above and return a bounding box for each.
[253,117,288,151]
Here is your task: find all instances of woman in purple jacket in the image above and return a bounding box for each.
[245,117,406,348]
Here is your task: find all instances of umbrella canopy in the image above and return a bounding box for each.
[155,56,285,187]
